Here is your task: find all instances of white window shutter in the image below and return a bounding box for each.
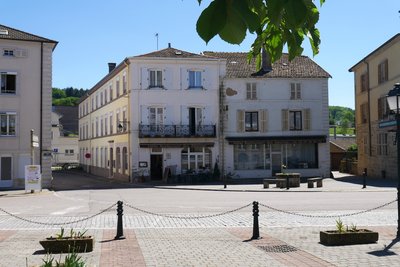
[304,108,311,130]
[297,83,301,99]
[290,83,295,100]
[237,110,244,132]
[281,109,288,131]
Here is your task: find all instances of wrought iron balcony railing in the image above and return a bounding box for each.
[139,124,216,138]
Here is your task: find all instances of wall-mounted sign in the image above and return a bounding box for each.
[139,161,148,167]
[85,153,91,159]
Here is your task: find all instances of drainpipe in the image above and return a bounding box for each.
[363,60,372,157]
[40,42,43,167]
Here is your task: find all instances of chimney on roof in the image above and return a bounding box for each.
[108,63,116,73]
[251,47,272,77]
[261,48,272,73]
[168,43,171,48]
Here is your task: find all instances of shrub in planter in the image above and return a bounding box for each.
[320,219,378,246]
[39,228,93,253]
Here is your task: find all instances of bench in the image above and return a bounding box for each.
[307,177,323,188]
[263,178,287,188]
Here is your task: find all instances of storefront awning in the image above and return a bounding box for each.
[140,142,215,148]
[225,135,326,144]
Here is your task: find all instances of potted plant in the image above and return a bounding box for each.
[320,218,379,246]
[39,228,93,253]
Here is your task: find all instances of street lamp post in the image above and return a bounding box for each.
[386,83,400,238]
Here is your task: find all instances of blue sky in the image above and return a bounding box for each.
[2,0,399,109]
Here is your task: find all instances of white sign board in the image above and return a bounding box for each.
[25,165,42,192]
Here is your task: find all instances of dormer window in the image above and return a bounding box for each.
[149,70,163,88]
[3,49,14,57]
[189,70,202,89]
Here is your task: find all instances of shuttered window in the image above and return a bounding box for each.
[246,83,257,100]
[360,73,369,92]
[281,109,288,131]
[378,59,388,84]
[290,83,301,100]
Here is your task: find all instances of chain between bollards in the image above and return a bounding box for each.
[251,201,260,240]
[115,201,125,240]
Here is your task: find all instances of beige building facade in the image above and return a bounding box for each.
[79,62,131,181]
[349,34,400,179]
[0,24,57,188]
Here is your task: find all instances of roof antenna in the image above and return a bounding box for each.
[155,33,159,50]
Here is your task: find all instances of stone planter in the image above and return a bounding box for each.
[39,237,94,253]
[275,173,300,187]
[320,230,378,246]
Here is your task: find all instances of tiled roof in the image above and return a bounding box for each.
[203,52,331,79]
[135,47,214,59]
[0,24,57,44]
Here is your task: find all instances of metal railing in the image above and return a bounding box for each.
[139,124,216,138]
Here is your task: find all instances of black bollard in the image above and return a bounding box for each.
[286,176,289,190]
[362,168,367,189]
[251,201,260,240]
[114,201,125,240]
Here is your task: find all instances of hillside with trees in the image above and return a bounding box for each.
[52,87,88,106]
[329,106,355,135]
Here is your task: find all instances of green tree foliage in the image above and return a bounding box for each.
[329,106,355,127]
[52,87,88,106]
[52,88,66,99]
[196,0,325,69]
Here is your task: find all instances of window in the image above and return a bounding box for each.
[3,50,14,56]
[109,114,113,134]
[285,143,318,169]
[234,144,270,170]
[123,74,127,94]
[245,111,258,132]
[0,72,16,94]
[109,84,113,101]
[377,133,388,156]
[360,73,369,92]
[104,117,108,135]
[378,59,388,84]
[189,70,202,88]
[289,111,302,130]
[181,147,211,173]
[246,83,257,100]
[149,70,162,88]
[116,78,120,97]
[149,107,163,125]
[378,96,391,121]
[0,113,16,136]
[290,83,301,100]
[65,149,74,155]
[360,103,368,124]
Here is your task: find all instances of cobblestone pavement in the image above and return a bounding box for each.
[0,171,399,266]
[0,226,399,267]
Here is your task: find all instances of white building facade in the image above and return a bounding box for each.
[205,52,331,179]
[51,111,79,168]
[0,24,57,188]
[131,47,226,180]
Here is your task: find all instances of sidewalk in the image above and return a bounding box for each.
[0,171,399,266]
[0,226,399,266]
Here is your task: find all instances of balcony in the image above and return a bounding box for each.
[139,124,216,138]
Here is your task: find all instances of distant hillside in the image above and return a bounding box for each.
[52,87,88,106]
[329,106,355,135]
